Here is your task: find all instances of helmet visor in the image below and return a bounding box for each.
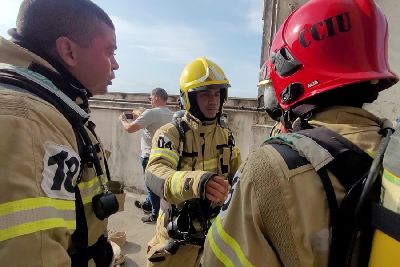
[187,84,230,93]
[260,81,278,111]
[260,80,282,121]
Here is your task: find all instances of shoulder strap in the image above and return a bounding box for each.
[298,128,373,191]
[172,116,191,170]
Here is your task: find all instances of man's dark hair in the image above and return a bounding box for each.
[16,0,114,51]
[152,88,169,102]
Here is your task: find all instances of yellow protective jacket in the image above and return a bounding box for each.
[145,111,241,266]
[203,106,390,267]
[0,37,113,266]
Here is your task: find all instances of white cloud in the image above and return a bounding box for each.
[111,15,212,63]
[244,0,264,34]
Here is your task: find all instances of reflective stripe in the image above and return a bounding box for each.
[158,210,165,221]
[78,176,99,190]
[0,197,75,242]
[81,187,102,205]
[150,148,179,167]
[0,197,74,216]
[208,224,234,267]
[0,206,75,230]
[170,171,188,196]
[150,148,180,162]
[367,150,376,158]
[383,169,400,186]
[79,177,102,205]
[208,215,255,267]
[0,218,75,242]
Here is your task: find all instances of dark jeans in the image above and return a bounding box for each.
[140,156,160,216]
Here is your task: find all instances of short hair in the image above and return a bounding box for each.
[16,0,114,51]
[152,88,169,101]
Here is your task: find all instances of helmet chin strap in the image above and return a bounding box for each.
[189,107,216,122]
[281,104,317,132]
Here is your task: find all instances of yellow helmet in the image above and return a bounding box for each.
[179,57,230,110]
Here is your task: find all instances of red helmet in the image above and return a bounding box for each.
[268,0,398,110]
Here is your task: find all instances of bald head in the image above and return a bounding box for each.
[16,0,114,51]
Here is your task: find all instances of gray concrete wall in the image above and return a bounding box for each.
[90,94,271,192]
[365,0,400,122]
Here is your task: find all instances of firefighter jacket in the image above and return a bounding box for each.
[145,111,241,266]
[202,106,390,267]
[0,37,115,266]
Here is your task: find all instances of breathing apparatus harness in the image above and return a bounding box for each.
[266,103,397,267]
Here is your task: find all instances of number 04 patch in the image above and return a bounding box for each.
[41,142,81,200]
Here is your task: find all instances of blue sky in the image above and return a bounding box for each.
[0,0,263,98]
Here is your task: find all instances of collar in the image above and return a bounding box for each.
[29,62,91,112]
[309,106,389,130]
[183,111,218,133]
[309,106,392,151]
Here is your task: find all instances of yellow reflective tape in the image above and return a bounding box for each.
[0,218,75,242]
[158,211,165,221]
[175,171,187,196]
[208,222,234,267]
[150,148,179,161]
[383,169,400,186]
[77,176,103,205]
[82,187,102,205]
[149,153,178,167]
[150,152,179,164]
[0,197,74,216]
[175,172,186,195]
[155,148,179,160]
[78,176,99,190]
[215,216,255,267]
[170,172,179,193]
[367,150,376,159]
[170,171,187,196]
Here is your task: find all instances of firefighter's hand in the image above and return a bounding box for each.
[205,175,230,203]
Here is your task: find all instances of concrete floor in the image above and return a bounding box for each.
[108,192,155,267]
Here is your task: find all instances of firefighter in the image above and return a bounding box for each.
[0,0,120,266]
[202,0,398,266]
[145,57,241,266]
